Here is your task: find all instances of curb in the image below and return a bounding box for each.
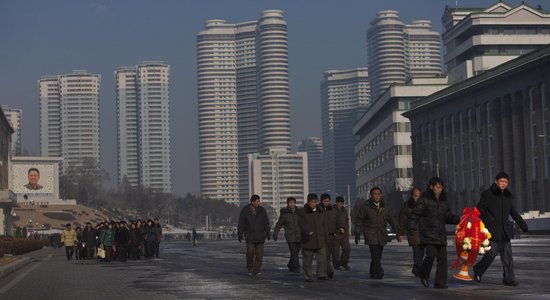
[0,257,31,280]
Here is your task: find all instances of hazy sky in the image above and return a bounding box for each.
[0,0,513,196]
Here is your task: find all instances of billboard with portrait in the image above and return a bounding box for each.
[11,163,55,195]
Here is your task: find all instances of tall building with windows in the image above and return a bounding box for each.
[354,77,448,209]
[443,1,550,83]
[1,106,22,155]
[116,62,171,193]
[298,137,323,194]
[248,149,308,219]
[39,70,101,172]
[197,10,290,205]
[321,68,370,203]
[367,11,442,99]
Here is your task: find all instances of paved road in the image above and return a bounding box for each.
[0,235,549,299]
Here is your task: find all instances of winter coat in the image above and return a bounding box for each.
[100,229,114,246]
[333,205,350,239]
[408,190,460,246]
[476,183,528,241]
[153,225,163,242]
[82,228,96,246]
[297,204,329,250]
[273,207,301,243]
[61,229,77,247]
[398,198,422,246]
[354,198,400,246]
[144,226,157,242]
[129,228,139,245]
[319,204,344,235]
[115,227,129,245]
[238,204,270,243]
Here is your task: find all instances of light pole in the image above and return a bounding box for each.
[421,160,440,177]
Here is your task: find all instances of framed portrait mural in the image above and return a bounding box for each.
[11,163,55,195]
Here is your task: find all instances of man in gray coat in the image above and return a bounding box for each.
[298,193,329,282]
[354,187,400,279]
[273,197,301,273]
[333,196,350,270]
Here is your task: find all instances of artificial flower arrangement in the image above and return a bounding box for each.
[452,206,492,281]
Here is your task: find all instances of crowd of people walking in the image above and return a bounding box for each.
[60,218,163,262]
[238,173,528,289]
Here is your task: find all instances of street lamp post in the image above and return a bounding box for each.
[421,160,440,177]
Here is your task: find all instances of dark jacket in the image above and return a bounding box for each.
[319,204,344,235]
[476,183,528,241]
[408,190,460,245]
[398,198,422,246]
[115,226,129,245]
[153,225,162,242]
[333,204,350,239]
[354,198,399,246]
[144,226,157,242]
[82,227,96,246]
[273,207,301,243]
[297,204,329,250]
[238,204,270,243]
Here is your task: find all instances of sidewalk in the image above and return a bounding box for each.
[0,247,51,279]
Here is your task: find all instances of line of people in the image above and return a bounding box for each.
[237,172,528,288]
[60,218,163,262]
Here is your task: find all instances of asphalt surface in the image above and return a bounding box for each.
[0,235,549,300]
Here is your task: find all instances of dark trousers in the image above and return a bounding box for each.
[155,241,160,258]
[474,240,515,283]
[104,245,112,262]
[325,236,335,276]
[129,243,140,259]
[246,242,265,274]
[369,244,384,278]
[86,244,95,259]
[302,247,327,280]
[287,241,301,272]
[146,241,155,258]
[333,236,350,268]
[117,244,128,261]
[420,244,447,287]
[411,244,425,276]
[65,246,74,260]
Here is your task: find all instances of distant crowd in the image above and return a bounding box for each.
[59,218,163,262]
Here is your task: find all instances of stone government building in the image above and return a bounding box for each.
[403,45,550,215]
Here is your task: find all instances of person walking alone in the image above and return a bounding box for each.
[473,172,528,286]
[238,194,271,276]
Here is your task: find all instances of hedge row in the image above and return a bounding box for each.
[0,236,47,256]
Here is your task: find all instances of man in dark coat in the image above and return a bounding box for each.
[273,197,302,273]
[153,218,163,258]
[354,187,400,279]
[398,187,423,277]
[238,194,271,276]
[115,221,129,262]
[333,196,350,270]
[82,222,96,260]
[408,177,460,289]
[297,193,329,282]
[473,172,528,286]
[319,193,344,279]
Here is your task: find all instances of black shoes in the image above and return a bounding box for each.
[318,277,327,280]
[473,270,482,283]
[420,278,429,288]
[434,284,448,289]
[503,280,519,286]
[328,272,334,279]
[343,265,350,271]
